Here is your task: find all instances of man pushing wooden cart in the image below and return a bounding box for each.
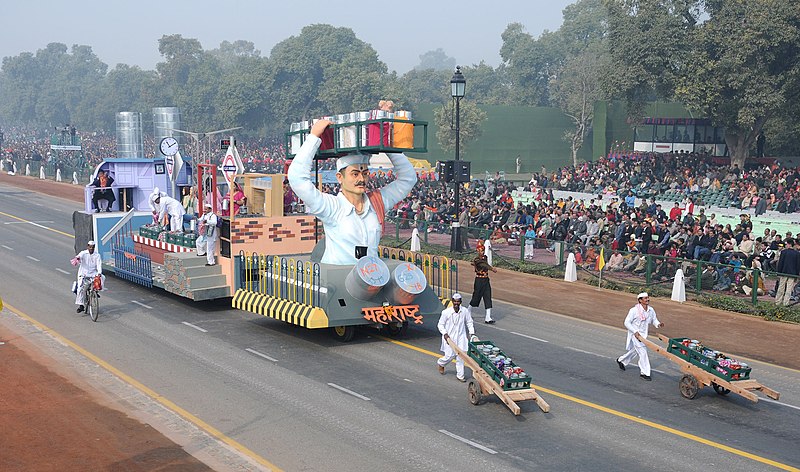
[446,337,549,416]
[635,333,780,403]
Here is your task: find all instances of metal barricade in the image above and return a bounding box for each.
[112,245,152,288]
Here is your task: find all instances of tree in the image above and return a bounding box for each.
[550,48,609,166]
[392,68,451,109]
[460,62,510,106]
[434,100,487,158]
[413,49,456,72]
[156,34,204,99]
[208,40,261,66]
[265,24,389,134]
[94,65,163,130]
[0,52,40,123]
[214,56,270,132]
[605,0,800,168]
[549,0,610,165]
[0,43,107,127]
[675,0,800,168]
[604,0,696,121]
[499,23,563,106]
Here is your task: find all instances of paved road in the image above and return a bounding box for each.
[1,183,798,471]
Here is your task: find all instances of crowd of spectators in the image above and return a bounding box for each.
[5,125,800,289]
[527,150,800,215]
[340,150,800,301]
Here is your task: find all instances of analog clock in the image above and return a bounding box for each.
[159,136,179,156]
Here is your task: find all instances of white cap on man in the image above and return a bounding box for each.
[87,240,96,246]
[204,202,213,209]
[451,293,462,301]
[637,292,649,299]
[336,153,371,172]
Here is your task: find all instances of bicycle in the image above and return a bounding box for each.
[80,275,101,322]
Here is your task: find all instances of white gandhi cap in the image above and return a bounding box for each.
[637,292,649,299]
[336,153,371,172]
[451,293,462,300]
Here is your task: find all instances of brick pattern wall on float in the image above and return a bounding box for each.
[231,218,317,244]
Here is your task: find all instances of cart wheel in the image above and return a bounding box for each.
[712,384,731,396]
[679,374,699,399]
[467,380,483,405]
[385,321,408,338]
[331,326,356,342]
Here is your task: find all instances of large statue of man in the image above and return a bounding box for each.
[288,119,417,265]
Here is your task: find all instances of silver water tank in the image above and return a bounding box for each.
[152,107,183,157]
[115,112,144,158]
[345,256,390,300]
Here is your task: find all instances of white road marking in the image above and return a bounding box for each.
[55,268,70,275]
[510,331,549,343]
[182,321,207,333]
[327,383,370,401]
[564,346,611,359]
[245,348,278,362]
[439,429,498,454]
[18,220,61,233]
[131,301,153,309]
[652,369,665,374]
[403,378,414,383]
[2,245,14,251]
[26,256,40,262]
[3,220,54,224]
[760,398,800,411]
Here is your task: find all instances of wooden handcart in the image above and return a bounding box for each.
[636,333,780,403]
[446,338,549,415]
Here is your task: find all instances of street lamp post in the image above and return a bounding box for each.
[449,66,466,252]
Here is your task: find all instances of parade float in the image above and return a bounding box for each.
[74,106,458,341]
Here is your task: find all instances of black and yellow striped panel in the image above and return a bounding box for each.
[440,297,453,309]
[232,289,328,329]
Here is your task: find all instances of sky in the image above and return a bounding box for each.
[0,0,576,74]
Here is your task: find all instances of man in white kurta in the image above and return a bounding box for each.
[437,293,476,382]
[74,240,102,312]
[287,119,417,265]
[149,187,168,214]
[155,194,186,232]
[616,292,664,380]
[196,203,219,265]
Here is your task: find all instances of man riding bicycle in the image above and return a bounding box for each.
[73,240,102,313]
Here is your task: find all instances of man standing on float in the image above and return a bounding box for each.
[287,119,417,265]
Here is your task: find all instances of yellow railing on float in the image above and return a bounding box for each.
[237,252,321,306]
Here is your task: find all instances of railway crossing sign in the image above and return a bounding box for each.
[221,141,244,185]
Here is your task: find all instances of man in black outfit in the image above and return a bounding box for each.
[775,238,800,306]
[470,240,498,323]
[90,170,116,212]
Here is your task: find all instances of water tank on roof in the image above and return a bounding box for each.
[115,112,144,159]
[152,107,183,157]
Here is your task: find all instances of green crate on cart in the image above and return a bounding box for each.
[666,337,752,382]
[468,340,532,391]
[143,227,156,239]
[182,233,198,247]
[139,227,149,238]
